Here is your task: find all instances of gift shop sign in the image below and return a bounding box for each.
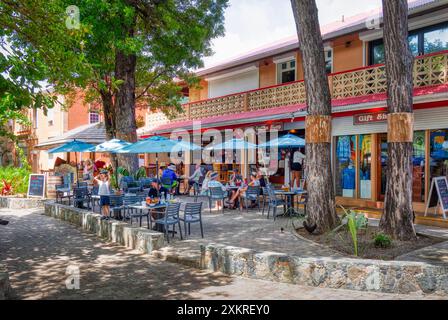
[353,112,387,125]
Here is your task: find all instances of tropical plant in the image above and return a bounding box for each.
[332,206,369,256]
[0,166,31,195]
[133,167,147,180]
[374,233,392,248]
[1,180,12,196]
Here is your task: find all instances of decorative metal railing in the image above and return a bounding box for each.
[151,50,448,127]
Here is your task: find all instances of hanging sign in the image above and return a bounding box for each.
[353,112,387,125]
[425,176,448,219]
[27,174,46,198]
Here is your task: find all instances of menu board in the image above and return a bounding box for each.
[425,177,448,219]
[436,177,448,212]
[27,174,46,198]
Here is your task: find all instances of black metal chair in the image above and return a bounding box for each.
[208,187,227,214]
[124,195,150,228]
[120,176,135,192]
[90,185,99,212]
[179,202,204,238]
[109,195,124,219]
[296,192,308,217]
[241,186,261,213]
[155,202,183,243]
[266,187,286,221]
[73,187,91,209]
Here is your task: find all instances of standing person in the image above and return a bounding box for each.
[94,170,111,220]
[185,163,203,195]
[291,148,305,189]
[83,159,94,182]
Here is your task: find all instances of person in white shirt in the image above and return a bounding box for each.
[291,148,305,189]
[94,170,111,219]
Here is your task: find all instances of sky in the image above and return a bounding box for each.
[203,0,382,68]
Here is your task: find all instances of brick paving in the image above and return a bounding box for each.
[0,208,446,300]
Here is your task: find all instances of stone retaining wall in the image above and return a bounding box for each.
[44,202,165,254]
[0,264,11,300]
[0,197,45,209]
[201,244,448,295]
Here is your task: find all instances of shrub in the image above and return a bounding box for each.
[373,233,392,248]
[0,166,31,195]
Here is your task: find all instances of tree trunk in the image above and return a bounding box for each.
[291,0,339,234]
[114,39,139,174]
[99,89,119,181]
[100,89,115,140]
[380,0,417,241]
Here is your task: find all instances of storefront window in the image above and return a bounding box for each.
[413,131,426,202]
[335,135,356,198]
[359,134,372,199]
[430,129,448,183]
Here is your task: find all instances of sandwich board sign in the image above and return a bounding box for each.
[27,174,46,198]
[425,176,448,220]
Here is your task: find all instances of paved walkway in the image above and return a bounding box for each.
[1,208,444,300]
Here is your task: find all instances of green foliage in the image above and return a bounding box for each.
[373,233,392,249]
[117,167,130,177]
[332,206,369,256]
[117,166,146,181]
[0,166,31,195]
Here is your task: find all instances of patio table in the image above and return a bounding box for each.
[129,203,168,229]
[275,190,307,217]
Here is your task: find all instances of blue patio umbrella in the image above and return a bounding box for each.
[204,138,258,150]
[88,138,131,153]
[258,133,305,149]
[48,139,96,185]
[88,139,132,186]
[116,136,202,179]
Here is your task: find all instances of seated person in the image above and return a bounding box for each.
[226,173,260,209]
[200,171,213,195]
[207,172,226,211]
[161,164,179,193]
[185,163,203,195]
[147,178,168,200]
[229,169,239,185]
[147,179,168,223]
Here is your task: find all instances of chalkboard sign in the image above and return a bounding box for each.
[425,177,448,219]
[27,174,46,198]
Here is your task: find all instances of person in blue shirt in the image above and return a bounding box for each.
[161,164,179,193]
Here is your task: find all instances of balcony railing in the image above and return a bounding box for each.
[160,50,448,125]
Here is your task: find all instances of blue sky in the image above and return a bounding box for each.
[203,0,382,68]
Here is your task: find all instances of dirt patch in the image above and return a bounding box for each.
[296,226,443,260]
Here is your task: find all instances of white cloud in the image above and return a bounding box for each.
[203,0,382,68]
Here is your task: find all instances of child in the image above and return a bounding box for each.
[95,169,111,220]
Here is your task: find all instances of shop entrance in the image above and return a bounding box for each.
[377,133,388,201]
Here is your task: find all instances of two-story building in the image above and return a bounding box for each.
[139,0,448,215]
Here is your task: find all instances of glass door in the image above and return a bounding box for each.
[377,133,388,201]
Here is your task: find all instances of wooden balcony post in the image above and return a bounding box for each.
[243,93,249,112]
[186,103,191,120]
[328,75,334,99]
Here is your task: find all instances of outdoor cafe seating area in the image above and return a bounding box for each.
[54,172,308,242]
[49,135,308,243]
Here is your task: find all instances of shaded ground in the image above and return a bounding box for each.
[1,208,445,300]
[296,226,443,260]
